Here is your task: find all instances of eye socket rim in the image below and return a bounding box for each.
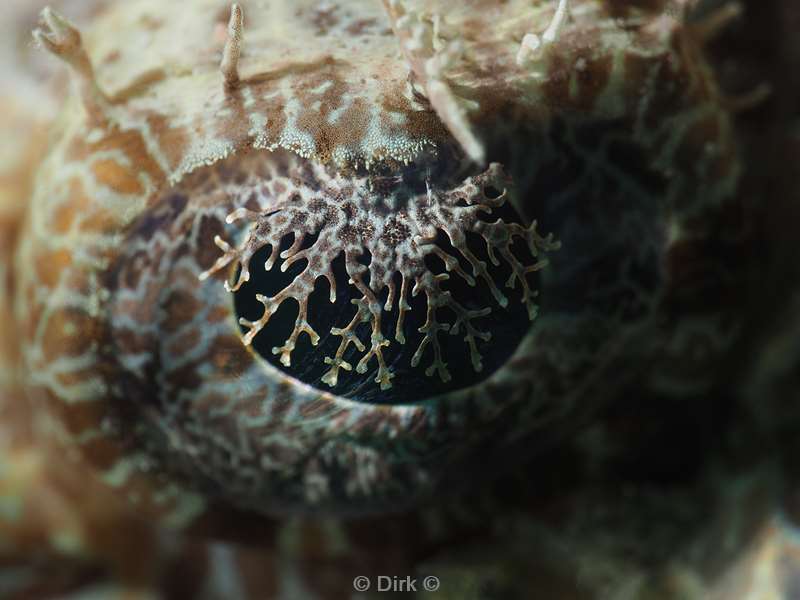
[100,144,678,516]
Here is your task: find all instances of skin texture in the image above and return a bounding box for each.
[0,0,798,598]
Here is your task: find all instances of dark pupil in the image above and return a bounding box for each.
[232,212,536,404]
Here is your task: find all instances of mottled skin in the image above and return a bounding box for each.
[16,0,739,518]
[1,0,799,598]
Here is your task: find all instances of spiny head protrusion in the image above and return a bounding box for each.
[33,8,88,74]
[383,1,485,165]
[32,7,112,125]
[424,43,485,166]
[220,3,244,90]
[200,157,559,391]
[516,0,570,67]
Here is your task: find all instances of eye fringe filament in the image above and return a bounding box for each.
[200,162,560,390]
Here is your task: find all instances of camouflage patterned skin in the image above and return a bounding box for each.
[1,0,798,598]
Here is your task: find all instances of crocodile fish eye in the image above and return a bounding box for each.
[108,145,565,513]
[205,152,557,401]
[15,0,751,522]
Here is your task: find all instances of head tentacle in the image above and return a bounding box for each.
[220,3,244,90]
[33,7,113,125]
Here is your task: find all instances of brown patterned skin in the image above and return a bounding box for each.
[14,0,741,519]
[1,0,798,598]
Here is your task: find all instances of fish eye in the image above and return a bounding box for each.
[11,0,781,533]
[102,106,674,514]
[218,153,555,403]
[103,143,565,514]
